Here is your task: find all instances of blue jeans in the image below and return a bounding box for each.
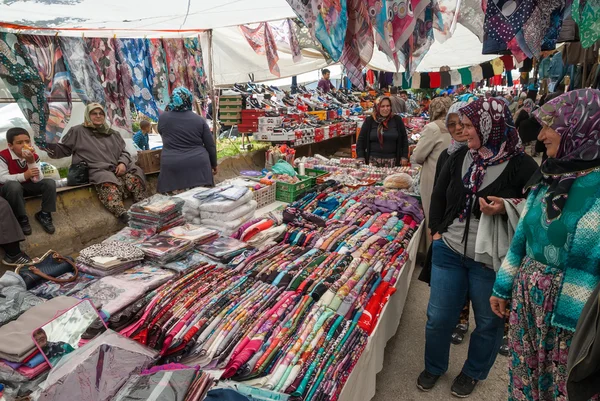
[424,240,504,380]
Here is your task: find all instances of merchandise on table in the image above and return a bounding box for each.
[196,236,252,262]
[137,235,195,264]
[77,242,145,276]
[162,224,220,244]
[128,194,186,232]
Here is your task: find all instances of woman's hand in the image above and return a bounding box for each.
[432,233,442,241]
[115,163,127,177]
[212,166,218,175]
[479,196,506,216]
[490,296,509,319]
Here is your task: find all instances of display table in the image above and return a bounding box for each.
[339,222,424,401]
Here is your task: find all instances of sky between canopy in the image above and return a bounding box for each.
[0,0,497,85]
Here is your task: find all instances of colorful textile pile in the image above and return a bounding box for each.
[128,194,186,233]
[76,241,145,277]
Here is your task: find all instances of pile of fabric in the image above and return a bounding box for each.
[196,237,251,263]
[230,210,286,248]
[128,194,186,233]
[161,223,219,245]
[77,242,145,277]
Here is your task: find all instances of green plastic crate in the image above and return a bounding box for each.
[275,175,311,202]
[294,168,328,187]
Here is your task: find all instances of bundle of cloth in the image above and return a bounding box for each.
[128,194,186,233]
[77,242,145,277]
[230,210,286,248]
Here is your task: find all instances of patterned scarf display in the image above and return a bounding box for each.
[162,38,193,94]
[340,0,373,90]
[59,37,105,105]
[372,97,393,147]
[240,22,281,77]
[0,32,47,146]
[20,35,71,146]
[459,97,524,220]
[398,4,435,74]
[119,38,161,121]
[432,0,461,43]
[528,89,600,222]
[293,20,333,61]
[87,37,134,132]
[147,38,170,111]
[270,19,303,63]
[183,36,208,98]
[572,0,600,48]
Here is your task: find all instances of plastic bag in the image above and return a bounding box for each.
[40,162,61,180]
[383,173,413,189]
[271,160,296,177]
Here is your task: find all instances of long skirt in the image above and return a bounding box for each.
[507,256,594,401]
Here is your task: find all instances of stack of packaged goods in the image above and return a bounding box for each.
[161,224,219,245]
[137,235,195,264]
[128,194,186,233]
[193,186,257,236]
[196,237,251,263]
[76,242,146,277]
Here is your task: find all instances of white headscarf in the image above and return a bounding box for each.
[446,101,469,155]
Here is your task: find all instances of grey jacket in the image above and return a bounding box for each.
[567,281,600,401]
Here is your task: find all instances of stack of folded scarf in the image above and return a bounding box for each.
[175,187,209,225]
[103,226,156,245]
[137,235,195,264]
[128,194,186,233]
[196,236,251,263]
[161,223,219,245]
[77,242,145,277]
[230,211,286,248]
[193,186,258,236]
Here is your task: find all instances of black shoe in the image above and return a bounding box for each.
[451,323,469,345]
[417,370,441,392]
[498,336,509,357]
[18,216,32,236]
[118,213,130,225]
[3,252,32,267]
[451,372,478,398]
[35,212,55,234]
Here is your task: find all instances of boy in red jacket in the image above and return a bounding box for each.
[0,128,56,235]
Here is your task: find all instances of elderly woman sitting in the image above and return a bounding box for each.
[45,103,146,223]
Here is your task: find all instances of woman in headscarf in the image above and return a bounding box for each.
[515,98,535,129]
[490,89,600,401]
[418,98,538,397]
[356,96,409,167]
[411,97,452,248]
[45,103,146,223]
[157,87,217,193]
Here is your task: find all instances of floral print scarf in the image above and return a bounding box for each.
[0,33,47,146]
[59,37,105,105]
[529,89,600,221]
[572,0,600,48]
[240,22,281,77]
[147,39,170,111]
[340,0,373,89]
[183,36,208,98]
[459,97,524,220]
[162,38,193,94]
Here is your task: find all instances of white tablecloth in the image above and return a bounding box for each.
[338,222,424,401]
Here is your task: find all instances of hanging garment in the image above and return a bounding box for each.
[491,58,505,75]
[314,0,348,61]
[470,64,484,82]
[411,72,421,89]
[458,67,472,85]
[0,32,47,146]
[270,19,303,63]
[572,0,600,48]
[183,36,208,98]
[340,0,373,90]
[147,39,170,111]
[293,19,333,61]
[162,38,193,93]
[59,37,105,105]
[396,3,435,74]
[240,23,281,77]
[20,35,72,146]
[440,71,451,88]
[501,54,515,70]
[433,0,461,43]
[450,69,462,85]
[87,38,134,132]
[522,0,565,57]
[119,38,160,121]
[542,5,566,50]
[402,72,413,89]
[481,61,495,79]
[458,0,485,41]
[420,72,431,88]
[429,72,441,88]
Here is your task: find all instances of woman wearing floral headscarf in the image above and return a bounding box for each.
[157,87,217,193]
[490,89,600,401]
[45,103,147,223]
[411,97,452,248]
[419,98,538,397]
[356,96,409,167]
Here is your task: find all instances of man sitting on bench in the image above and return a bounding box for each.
[0,128,56,235]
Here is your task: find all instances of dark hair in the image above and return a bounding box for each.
[140,120,151,129]
[322,69,330,75]
[390,87,399,95]
[399,90,408,96]
[6,127,30,144]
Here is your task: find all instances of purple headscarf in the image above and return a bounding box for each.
[529,89,600,221]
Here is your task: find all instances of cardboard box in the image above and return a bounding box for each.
[136,149,162,174]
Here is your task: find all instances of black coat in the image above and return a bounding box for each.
[356,115,409,165]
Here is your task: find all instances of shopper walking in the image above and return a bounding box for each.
[491,89,600,401]
[157,87,217,193]
[356,96,409,167]
[419,98,538,397]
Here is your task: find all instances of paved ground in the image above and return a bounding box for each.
[374,265,509,401]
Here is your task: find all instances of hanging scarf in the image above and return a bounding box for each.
[20,35,72,146]
[83,103,113,135]
[459,97,524,220]
[572,0,600,48]
[240,22,281,77]
[87,38,134,132]
[119,38,161,121]
[0,32,47,146]
[372,96,393,147]
[183,36,208,98]
[147,39,170,111]
[59,37,105,105]
[167,87,193,112]
[397,4,435,74]
[433,0,461,43]
[163,38,193,94]
[526,89,600,222]
[340,0,373,90]
[429,97,451,122]
[446,101,468,155]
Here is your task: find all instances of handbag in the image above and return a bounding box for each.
[16,250,78,290]
[67,161,89,186]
